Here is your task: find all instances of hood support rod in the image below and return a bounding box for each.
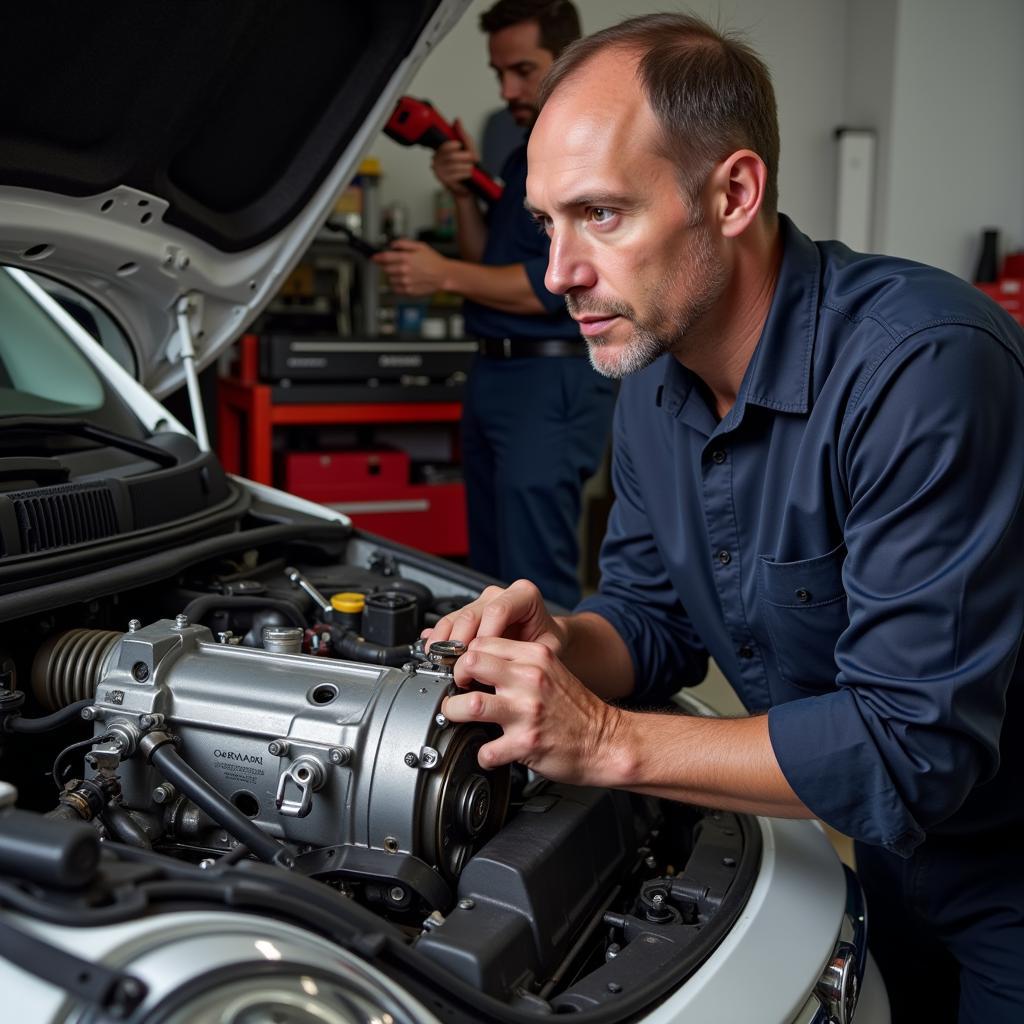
[175,296,211,452]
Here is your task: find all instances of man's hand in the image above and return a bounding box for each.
[442,635,814,819]
[424,579,565,654]
[373,240,450,297]
[442,636,624,785]
[431,119,480,197]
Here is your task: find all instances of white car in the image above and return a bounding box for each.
[0,4,887,1022]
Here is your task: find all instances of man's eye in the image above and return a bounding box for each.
[533,216,552,235]
[589,207,616,225]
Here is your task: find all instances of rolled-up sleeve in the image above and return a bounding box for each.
[577,400,708,703]
[769,325,1024,855]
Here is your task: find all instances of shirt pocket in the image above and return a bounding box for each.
[758,541,848,694]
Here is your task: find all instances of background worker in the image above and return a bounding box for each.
[374,0,616,609]
[426,13,1024,1023]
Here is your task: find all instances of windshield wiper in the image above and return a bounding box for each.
[0,417,178,469]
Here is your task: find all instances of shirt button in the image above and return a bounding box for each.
[711,449,727,464]
[795,588,811,603]
[717,549,732,565]
[738,644,754,659]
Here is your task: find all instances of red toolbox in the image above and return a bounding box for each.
[285,450,411,495]
[283,451,467,556]
[976,279,1023,326]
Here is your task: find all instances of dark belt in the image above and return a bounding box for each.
[478,337,585,359]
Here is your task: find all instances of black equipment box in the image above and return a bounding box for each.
[259,334,477,384]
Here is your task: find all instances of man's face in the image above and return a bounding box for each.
[526,51,728,378]
[488,20,556,127]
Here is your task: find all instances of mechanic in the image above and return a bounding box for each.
[373,0,616,609]
[425,13,1024,1024]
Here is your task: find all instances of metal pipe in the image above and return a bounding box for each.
[148,739,288,866]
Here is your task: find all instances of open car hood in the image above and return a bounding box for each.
[0,1,466,398]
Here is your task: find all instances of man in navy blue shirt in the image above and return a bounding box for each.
[375,0,616,608]
[427,13,1024,1023]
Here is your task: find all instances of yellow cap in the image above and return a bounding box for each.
[358,157,381,177]
[331,592,366,614]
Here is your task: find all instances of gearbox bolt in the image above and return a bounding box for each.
[329,746,351,766]
[80,706,98,721]
[268,739,289,757]
[404,751,419,768]
[174,614,189,629]
[389,886,406,902]
[127,619,141,633]
[435,712,448,728]
[151,783,176,805]
[457,898,475,910]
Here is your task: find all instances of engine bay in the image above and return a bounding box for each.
[0,526,758,1017]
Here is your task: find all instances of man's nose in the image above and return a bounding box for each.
[500,73,521,102]
[545,232,596,296]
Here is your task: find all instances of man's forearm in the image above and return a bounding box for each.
[557,611,636,701]
[603,710,814,818]
[443,261,547,314]
[454,195,488,262]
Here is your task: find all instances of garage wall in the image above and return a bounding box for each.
[879,0,1024,277]
[376,1,1024,279]
[376,0,847,241]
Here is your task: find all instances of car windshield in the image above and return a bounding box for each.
[0,267,146,438]
[0,268,106,415]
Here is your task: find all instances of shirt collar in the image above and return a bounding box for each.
[739,214,820,417]
[658,214,821,428]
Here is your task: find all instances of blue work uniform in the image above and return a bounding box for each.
[461,145,617,608]
[578,215,1024,1022]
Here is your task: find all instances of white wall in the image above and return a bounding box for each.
[881,0,1024,277]
[375,0,848,240]
[374,1,1024,279]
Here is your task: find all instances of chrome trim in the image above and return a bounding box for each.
[794,865,869,1023]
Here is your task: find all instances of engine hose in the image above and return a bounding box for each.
[148,742,287,865]
[31,629,121,711]
[182,594,306,629]
[100,805,152,850]
[330,626,413,667]
[4,698,93,734]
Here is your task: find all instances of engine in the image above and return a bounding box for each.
[30,615,508,909]
[0,547,755,1017]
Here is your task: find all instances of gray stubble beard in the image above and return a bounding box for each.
[572,219,727,380]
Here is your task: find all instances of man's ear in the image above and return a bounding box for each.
[707,150,768,238]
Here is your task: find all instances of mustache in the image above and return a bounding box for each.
[565,293,636,320]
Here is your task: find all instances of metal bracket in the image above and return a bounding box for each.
[275,755,326,818]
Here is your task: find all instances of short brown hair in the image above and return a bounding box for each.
[480,0,581,59]
[539,13,780,217]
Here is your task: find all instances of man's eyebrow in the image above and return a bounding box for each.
[523,192,638,216]
[490,61,536,73]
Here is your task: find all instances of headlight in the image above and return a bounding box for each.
[155,971,404,1024]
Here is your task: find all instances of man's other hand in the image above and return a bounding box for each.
[442,635,623,785]
[431,119,480,197]
[372,240,450,297]
[423,579,565,654]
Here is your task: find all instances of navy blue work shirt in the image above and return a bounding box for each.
[578,216,1024,856]
[462,144,578,341]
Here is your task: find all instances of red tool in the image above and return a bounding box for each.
[384,96,504,204]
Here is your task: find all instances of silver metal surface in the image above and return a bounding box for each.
[83,619,507,885]
[285,566,333,614]
[262,625,304,655]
